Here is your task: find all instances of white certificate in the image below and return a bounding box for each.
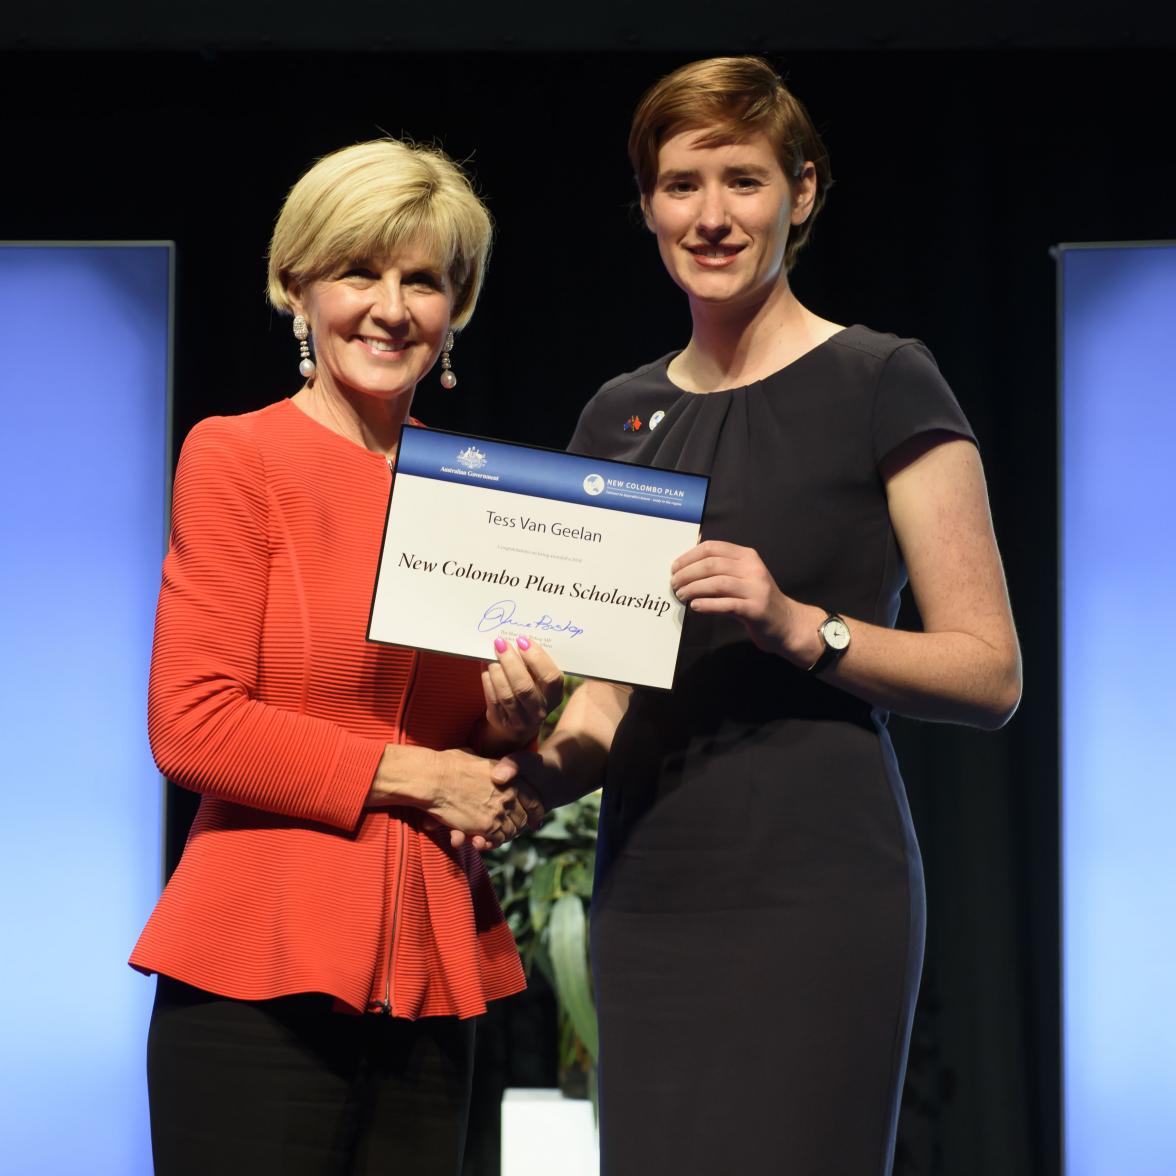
[367,426,709,689]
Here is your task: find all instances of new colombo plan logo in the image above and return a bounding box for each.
[455,445,488,471]
[583,474,605,496]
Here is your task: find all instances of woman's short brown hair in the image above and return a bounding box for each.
[267,139,493,330]
[628,56,832,271]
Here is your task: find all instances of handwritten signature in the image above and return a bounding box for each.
[477,599,585,639]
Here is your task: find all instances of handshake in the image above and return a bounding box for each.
[369,635,568,850]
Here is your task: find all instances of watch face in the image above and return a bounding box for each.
[822,617,851,650]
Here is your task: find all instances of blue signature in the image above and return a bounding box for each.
[477,599,584,639]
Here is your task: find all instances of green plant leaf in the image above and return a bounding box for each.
[532,943,556,990]
[533,813,573,841]
[532,857,558,898]
[549,893,598,1063]
[561,857,595,898]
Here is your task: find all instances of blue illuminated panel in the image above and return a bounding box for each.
[1060,243,1176,1176]
[0,245,170,1174]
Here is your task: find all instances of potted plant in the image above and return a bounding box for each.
[486,680,599,1099]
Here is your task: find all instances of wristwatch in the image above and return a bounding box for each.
[806,613,851,674]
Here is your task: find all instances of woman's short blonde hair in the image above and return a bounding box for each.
[267,139,493,330]
[629,57,832,272]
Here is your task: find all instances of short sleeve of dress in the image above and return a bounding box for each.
[871,341,975,466]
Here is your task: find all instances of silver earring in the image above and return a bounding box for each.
[293,315,316,379]
[440,331,457,389]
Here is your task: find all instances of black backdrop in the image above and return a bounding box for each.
[6,44,1174,1176]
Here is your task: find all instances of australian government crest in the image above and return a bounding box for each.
[455,445,488,471]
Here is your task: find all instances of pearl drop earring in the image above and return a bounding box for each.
[293,315,316,379]
[440,331,457,389]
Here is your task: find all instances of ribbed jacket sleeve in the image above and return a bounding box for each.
[147,416,381,829]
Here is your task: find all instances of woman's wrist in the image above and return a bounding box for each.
[471,715,540,758]
[778,600,828,668]
[530,731,604,810]
[368,743,442,809]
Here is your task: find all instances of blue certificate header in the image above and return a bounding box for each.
[396,426,708,523]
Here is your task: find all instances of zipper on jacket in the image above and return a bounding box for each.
[377,646,419,1014]
[377,815,410,1014]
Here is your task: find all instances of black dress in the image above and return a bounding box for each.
[566,326,974,1176]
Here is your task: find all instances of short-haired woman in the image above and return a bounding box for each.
[499,58,1022,1174]
[131,139,560,1176]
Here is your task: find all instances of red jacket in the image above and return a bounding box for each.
[130,400,524,1017]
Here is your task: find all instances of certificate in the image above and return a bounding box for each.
[367,426,709,689]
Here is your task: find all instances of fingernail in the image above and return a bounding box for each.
[516,636,531,651]
[494,637,508,653]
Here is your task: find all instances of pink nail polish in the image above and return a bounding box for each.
[516,636,531,651]
[493,637,508,653]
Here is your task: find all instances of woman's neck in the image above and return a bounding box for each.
[293,379,412,457]
[669,280,843,394]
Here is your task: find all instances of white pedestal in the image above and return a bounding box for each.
[500,1087,599,1176]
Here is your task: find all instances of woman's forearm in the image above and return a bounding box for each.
[528,679,630,809]
[780,601,1022,730]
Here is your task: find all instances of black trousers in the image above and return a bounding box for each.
[147,976,476,1176]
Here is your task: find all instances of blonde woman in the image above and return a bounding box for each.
[131,139,559,1175]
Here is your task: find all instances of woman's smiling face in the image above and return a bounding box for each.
[644,128,814,311]
[292,243,453,406]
